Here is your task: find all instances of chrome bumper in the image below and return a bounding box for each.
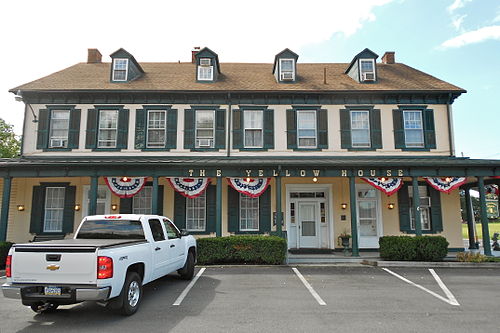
[2,284,21,299]
[2,283,110,301]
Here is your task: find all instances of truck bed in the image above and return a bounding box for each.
[14,239,146,250]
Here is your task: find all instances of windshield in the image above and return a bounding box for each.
[76,219,145,239]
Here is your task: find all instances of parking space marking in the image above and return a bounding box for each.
[172,267,206,306]
[292,268,326,306]
[382,268,460,306]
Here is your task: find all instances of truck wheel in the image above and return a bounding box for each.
[119,272,142,316]
[30,302,59,313]
[178,252,195,280]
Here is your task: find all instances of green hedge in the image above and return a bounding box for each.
[0,242,13,269]
[379,236,448,261]
[197,236,287,265]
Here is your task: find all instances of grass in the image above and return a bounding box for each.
[462,222,500,240]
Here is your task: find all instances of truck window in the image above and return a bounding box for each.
[77,220,145,239]
[162,219,181,239]
[148,219,166,242]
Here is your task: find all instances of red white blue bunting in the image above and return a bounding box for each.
[424,177,466,193]
[227,178,271,198]
[360,177,403,196]
[104,177,147,198]
[486,185,499,196]
[167,178,211,199]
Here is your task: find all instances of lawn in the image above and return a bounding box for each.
[462,222,500,240]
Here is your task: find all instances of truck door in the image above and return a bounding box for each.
[148,218,169,280]
[162,218,185,271]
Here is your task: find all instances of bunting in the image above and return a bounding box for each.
[424,177,466,193]
[104,177,147,198]
[167,178,211,198]
[360,177,403,196]
[227,178,271,198]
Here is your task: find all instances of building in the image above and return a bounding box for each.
[1,47,499,256]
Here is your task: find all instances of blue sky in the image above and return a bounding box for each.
[0,0,498,159]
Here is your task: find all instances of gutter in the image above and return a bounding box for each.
[227,92,231,157]
[447,93,456,157]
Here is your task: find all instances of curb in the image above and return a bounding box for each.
[362,260,500,268]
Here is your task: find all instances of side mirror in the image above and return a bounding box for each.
[180,229,189,237]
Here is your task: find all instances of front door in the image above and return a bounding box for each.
[356,186,382,248]
[298,202,319,248]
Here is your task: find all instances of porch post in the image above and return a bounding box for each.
[349,176,359,256]
[89,176,98,216]
[0,177,12,241]
[216,176,222,237]
[275,176,282,237]
[152,176,159,215]
[464,188,477,249]
[478,177,492,256]
[412,177,422,236]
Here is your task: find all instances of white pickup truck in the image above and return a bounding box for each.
[2,214,197,315]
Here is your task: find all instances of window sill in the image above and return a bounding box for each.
[91,148,123,152]
[347,147,377,151]
[141,148,172,151]
[42,148,73,152]
[238,148,269,151]
[400,148,431,152]
[189,148,221,152]
[292,148,323,151]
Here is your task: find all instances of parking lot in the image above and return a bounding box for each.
[0,266,498,333]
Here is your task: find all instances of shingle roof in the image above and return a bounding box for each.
[10,62,465,93]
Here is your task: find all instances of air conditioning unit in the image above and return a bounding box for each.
[199,58,211,66]
[362,72,375,81]
[280,72,294,81]
[50,139,66,148]
[197,138,212,147]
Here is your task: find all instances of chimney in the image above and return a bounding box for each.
[381,51,395,64]
[192,46,201,63]
[87,48,102,63]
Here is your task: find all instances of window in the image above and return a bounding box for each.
[297,110,317,148]
[403,110,424,148]
[148,219,166,241]
[44,187,65,232]
[279,58,295,81]
[84,186,110,216]
[186,192,206,231]
[49,110,70,148]
[112,58,128,81]
[195,110,215,148]
[240,194,259,231]
[162,219,181,239]
[98,110,119,148]
[198,58,213,81]
[408,186,431,230]
[350,110,370,147]
[360,59,375,81]
[147,110,166,148]
[133,186,152,214]
[244,110,263,148]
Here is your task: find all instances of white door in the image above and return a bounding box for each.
[298,202,320,248]
[356,187,382,248]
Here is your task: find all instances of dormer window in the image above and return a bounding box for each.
[198,58,214,81]
[279,59,295,81]
[112,58,128,81]
[273,48,299,83]
[360,59,375,82]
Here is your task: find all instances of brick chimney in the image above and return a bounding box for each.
[192,46,201,63]
[381,51,395,64]
[87,48,102,63]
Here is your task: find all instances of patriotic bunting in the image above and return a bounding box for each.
[486,185,499,196]
[227,178,271,198]
[360,177,403,196]
[104,177,147,198]
[424,177,466,193]
[167,178,211,198]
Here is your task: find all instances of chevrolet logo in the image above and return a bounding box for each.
[46,264,60,271]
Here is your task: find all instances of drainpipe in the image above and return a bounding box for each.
[227,92,232,157]
[447,94,456,157]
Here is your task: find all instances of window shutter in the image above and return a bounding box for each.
[68,109,81,149]
[30,186,45,234]
[36,109,49,149]
[134,109,146,150]
[317,109,328,149]
[232,109,243,149]
[62,186,76,234]
[339,109,351,149]
[166,109,178,149]
[286,109,297,149]
[228,187,239,232]
[206,185,216,233]
[259,186,271,233]
[370,108,382,149]
[157,185,164,216]
[117,109,129,149]
[263,109,274,149]
[429,187,442,233]
[183,109,195,149]
[173,192,186,229]
[119,198,132,214]
[215,109,226,149]
[85,109,98,149]
[423,109,436,149]
[393,109,405,149]
[398,183,411,232]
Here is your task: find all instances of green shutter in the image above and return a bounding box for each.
[263,109,274,149]
[173,192,186,229]
[286,109,297,149]
[37,109,49,149]
[398,183,411,232]
[184,109,195,149]
[423,109,436,149]
[206,185,216,233]
[120,198,132,214]
[157,185,164,216]
[166,109,178,149]
[228,187,239,232]
[215,109,226,149]
[393,109,405,149]
[68,109,81,149]
[134,109,146,150]
[429,187,443,233]
[370,108,382,149]
[232,109,243,149]
[317,109,328,149]
[85,109,98,149]
[259,186,271,233]
[117,109,129,149]
[340,109,351,149]
[30,186,45,234]
[62,186,76,234]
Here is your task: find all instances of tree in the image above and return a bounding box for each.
[0,118,20,158]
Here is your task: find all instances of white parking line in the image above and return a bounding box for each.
[172,268,205,306]
[0,276,5,279]
[292,268,326,306]
[382,268,460,306]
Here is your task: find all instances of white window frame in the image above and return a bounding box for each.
[112,58,129,81]
[409,185,432,231]
[197,58,214,81]
[97,110,119,148]
[359,59,375,81]
[279,58,295,81]
[296,110,317,148]
[49,109,70,148]
[133,186,153,214]
[403,110,425,148]
[350,110,371,148]
[195,110,215,148]
[43,187,65,232]
[243,110,263,148]
[186,192,207,232]
[146,110,167,148]
[239,194,259,231]
[82,185,111,216]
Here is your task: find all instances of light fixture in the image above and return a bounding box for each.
[380,177,387,182]
[445,177,452,182]
[341,203,348,210]
[312,177,318,183]
[17,205,25,212]
[74,204,81,211]
[121,177,129,182]
[111,204,118,211]
[245,177,251,183]
[387,203,395,210]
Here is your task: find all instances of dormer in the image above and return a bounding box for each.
[109,48,144,83]
[345,48,379,83]
[194,47,220,83]
[272,49,299,83]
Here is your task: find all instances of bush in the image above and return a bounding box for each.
[456,252,486,262]
[197,235,287,265]
[379,236,448,261]
[0,242,13,269]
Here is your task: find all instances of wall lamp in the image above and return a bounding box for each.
[341,203,348,210]
[312,177,318,183]
[17,205,25,212]
[74,204,81,211]
[387,203,395,210]
[111,204,118,211]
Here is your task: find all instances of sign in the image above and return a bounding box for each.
[486,199,499,219]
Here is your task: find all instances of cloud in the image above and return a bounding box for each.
[447,0,473,13]
[451,14,467,30]
[441,25,500,48]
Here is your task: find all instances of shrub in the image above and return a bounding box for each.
[197,235,287,265]
[0,242,13,269]
[379,236,448,261]
[456,252,486,262]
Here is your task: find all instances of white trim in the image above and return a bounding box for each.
[112,58,129,81]
[185,192,207,232]
[146,110,167,148]
[296,110,317,149]
[243,109,264,148]
[97,109,119,148]
[43,187,65,232]
[197,65,214,81]
[239,193,259,231]
[355,183,383,248]
[195,110,215,148]
[82,185,111,216]
[359,58,375,82]
[49,109,70,148]
[403,110,425,148]
[350,110,371,148]
[279,58,295,81]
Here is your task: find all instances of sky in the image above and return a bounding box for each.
[0,0,498,159]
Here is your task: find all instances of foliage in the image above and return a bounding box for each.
[456,252,487,262]
[0,118,20,158]
[0,242,13,268]
[379,236,449,261]
[197,235,287,265]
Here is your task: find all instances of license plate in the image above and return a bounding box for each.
[44,286,61,296]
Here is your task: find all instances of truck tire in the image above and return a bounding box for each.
[119,272,142,316]
[178,252,195,280]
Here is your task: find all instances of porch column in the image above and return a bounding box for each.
[478,177,492,256]
[275,176,283,237]
[349,176,359,257]
[152,176,159,215]
[0,177,12,241]
[216,176,222,237]
[89,176,98,216]
[464,188,477,249]
[412,177,422,236]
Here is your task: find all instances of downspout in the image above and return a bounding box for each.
[227,92,232,157]
[447,93,456,157]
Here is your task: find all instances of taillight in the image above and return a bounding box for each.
[97,256,113,279]
[6,255,12,278]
